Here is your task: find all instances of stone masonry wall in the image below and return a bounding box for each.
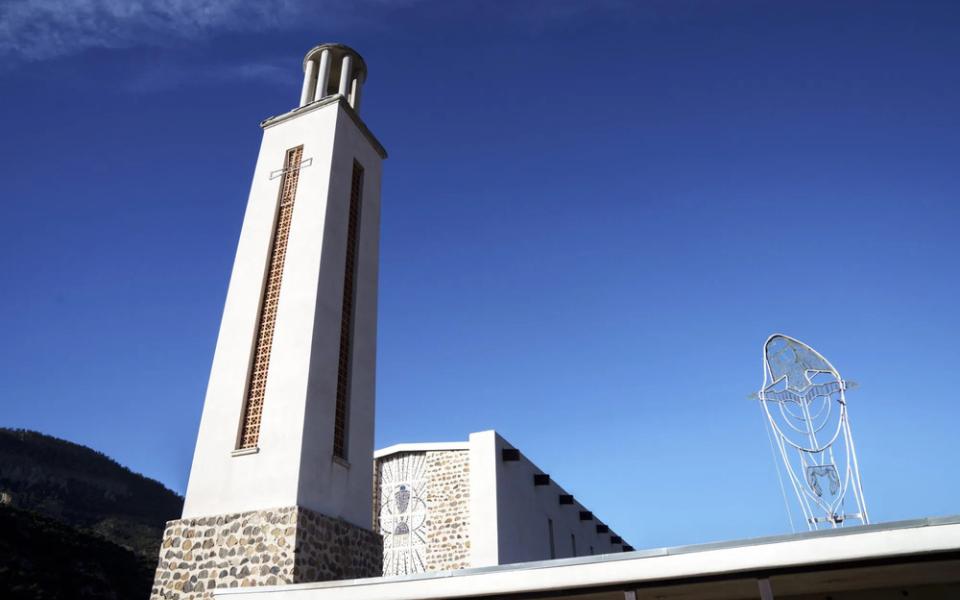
[422,450,470,571]
[151,506,382,600]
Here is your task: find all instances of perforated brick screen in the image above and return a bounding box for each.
[238,145,304,450]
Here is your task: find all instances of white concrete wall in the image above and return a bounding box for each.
[460,431,624,568]
[182,98,383,531]
[296,103,382,528]
[486,432,623,565]
[467,431,500,567]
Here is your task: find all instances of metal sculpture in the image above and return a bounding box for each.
[757,334,869,530]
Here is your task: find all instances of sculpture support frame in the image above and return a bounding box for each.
[757,334,869,531]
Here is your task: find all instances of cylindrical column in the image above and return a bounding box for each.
[338,54,353,98]
[349,76,362,112]
[299,59,317,107]
[314,49,331,102]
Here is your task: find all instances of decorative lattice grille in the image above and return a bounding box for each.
[333,161,364,459]
[238,145,304,450]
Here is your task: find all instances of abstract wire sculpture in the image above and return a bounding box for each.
[757,334,869,530]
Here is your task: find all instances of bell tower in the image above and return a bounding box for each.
[152,43,386,599]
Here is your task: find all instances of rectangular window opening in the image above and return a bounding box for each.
[547,518,556,559]
[333,160,364,460]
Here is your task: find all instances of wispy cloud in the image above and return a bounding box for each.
[121,58,294,93]
[0,0,312,63]
[0,0,625,70]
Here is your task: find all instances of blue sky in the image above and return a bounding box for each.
[1,0,958,549]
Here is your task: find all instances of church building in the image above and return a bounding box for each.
[152,42,960,600]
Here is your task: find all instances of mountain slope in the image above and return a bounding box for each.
[0,427,183,558]
[0,504,155,599]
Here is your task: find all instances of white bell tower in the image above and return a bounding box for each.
[152,43,386,599]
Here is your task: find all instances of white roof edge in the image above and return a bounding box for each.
[216,516,960,599]
[374,441,470,458]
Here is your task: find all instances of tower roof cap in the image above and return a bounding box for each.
[303,43,367,83]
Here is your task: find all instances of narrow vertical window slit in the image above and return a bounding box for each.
[548,518,556,559]
[333,160,364,459]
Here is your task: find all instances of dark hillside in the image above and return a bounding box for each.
[0,428,183,558]
[0,504,154,599]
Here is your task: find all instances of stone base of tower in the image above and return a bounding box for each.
[150,506,382,600]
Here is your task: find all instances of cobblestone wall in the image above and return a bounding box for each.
[423,450,470,571]
[151,506,382,600]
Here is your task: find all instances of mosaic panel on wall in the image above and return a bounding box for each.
[378,453,428,575]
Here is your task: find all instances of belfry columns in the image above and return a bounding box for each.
[314,50,332,102]
[350,76,362,112]
[299,58,317,106]
[299,49,361,110]
[338,54,353,98]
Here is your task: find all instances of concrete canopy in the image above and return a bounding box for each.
[216,515,960,600]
